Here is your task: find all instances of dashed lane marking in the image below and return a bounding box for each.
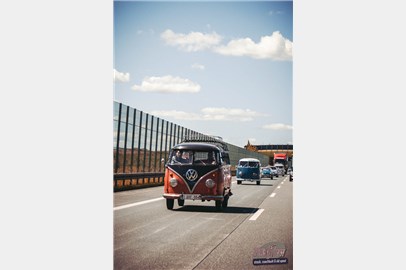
[249,208,264,221]
[114,197,164,211]
[270,193,276,198]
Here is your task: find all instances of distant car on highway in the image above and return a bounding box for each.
[261,167,273,179]
[274,163,285,176]
[270,166,278,178]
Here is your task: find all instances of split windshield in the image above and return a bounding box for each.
[169,150,219,165]
[238,161,259,168]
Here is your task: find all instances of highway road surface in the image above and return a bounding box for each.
[114,175,293,270]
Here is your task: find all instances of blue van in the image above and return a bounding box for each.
[236,158,261,185]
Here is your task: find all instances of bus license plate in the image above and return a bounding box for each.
[183,194,201,200]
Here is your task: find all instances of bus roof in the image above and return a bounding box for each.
[238,158,260,162]
[172,142,221,152]
[181,136,228,151]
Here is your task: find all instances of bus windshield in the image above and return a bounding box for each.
[239,161,259,168]
[170,150,218,165]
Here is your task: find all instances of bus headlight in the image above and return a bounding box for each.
[169,178,178,187]
[205,179,215,188]
[238,171,242,176]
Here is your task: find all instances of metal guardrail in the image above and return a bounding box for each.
[114,172,165,191]
[114,172,165,180]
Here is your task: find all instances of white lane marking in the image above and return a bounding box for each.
[249,208,264,221]
[277,185,281,189]
[153,225,169,234]
[232,181,237,184]
[114,197,164,211]
[270,193,276,198]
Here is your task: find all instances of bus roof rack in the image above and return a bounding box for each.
[180,135,229,151]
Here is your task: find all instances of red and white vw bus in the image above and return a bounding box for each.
[163,138,232,211]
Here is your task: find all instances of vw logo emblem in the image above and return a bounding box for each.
[185,169,198,181]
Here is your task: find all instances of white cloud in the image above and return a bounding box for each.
[214,31,292,60]
[161,29,292,61]
[201,107,265,121]
[131,75,200,93]
[161,29,222,52]
[191,63,205,70]
[149,110,203,121]
[113,69,130,83]
[262,123,293,130]
[151,107,266,121]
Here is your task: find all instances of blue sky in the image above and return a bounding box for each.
[114,1,293,148]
